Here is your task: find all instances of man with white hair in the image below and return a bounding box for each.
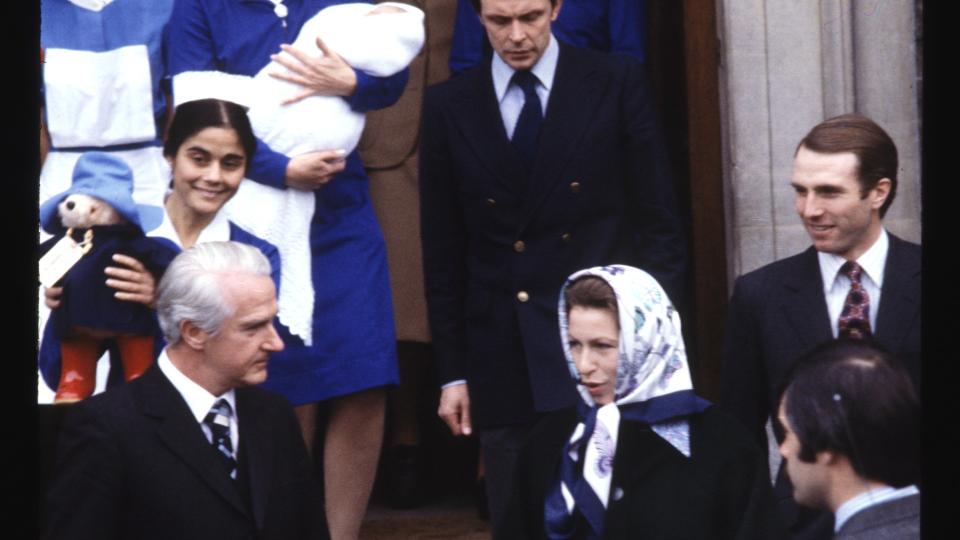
[44,242,325,540]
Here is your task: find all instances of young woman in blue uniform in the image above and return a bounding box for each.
[40,99,287,394]
[165,3,408,538]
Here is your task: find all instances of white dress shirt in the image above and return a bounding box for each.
[818,229,888,337]
[491,34,559,140]
[158,349,240,455]
[834,484,919,532]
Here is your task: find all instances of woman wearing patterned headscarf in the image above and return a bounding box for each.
[500,265,787,539]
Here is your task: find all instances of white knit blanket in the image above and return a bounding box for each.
[174,3,424,345]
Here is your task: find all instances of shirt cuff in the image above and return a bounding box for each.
[441,379,467,390]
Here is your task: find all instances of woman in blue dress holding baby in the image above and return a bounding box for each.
[166,2,414,538]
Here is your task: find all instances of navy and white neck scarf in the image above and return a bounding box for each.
[545,265,711,539]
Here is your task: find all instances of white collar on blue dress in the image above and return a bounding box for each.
[148,206,232,249]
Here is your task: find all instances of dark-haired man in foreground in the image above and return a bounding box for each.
[777,339,920,539]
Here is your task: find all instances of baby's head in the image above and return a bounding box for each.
[367,4,405,16]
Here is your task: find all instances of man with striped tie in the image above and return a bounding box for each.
[720,114,921,540]
[44,242,325,540]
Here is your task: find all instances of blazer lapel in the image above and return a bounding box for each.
[610,421,683,499]
[139,367,248,517]
[780,248,833,348]
[447,66,527,195]
[236,390,273,530]
[521,44,605,225]
[875,235,921,351]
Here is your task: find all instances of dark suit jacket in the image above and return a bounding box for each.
[419,42,686,428]
[835,493,920,540]
[500,407,788,539]
[43,366,324,540]
[720,233,921,539]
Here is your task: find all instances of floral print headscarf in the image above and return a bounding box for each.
[546,265,710,539]
[558,265,694,407]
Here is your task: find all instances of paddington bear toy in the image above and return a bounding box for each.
[39,152,176,403]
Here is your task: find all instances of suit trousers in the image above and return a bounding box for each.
[479,419,541,538]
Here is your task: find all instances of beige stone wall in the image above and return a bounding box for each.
[717,0,922,283]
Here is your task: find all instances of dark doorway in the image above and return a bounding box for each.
[647,1,727,401]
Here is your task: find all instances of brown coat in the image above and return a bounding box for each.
[359,0,457,342]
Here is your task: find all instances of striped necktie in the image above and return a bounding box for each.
[203,398,237,479]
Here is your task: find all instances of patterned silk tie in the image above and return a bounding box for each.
[204,399,237,479]
[510,70,543,174]
[838,261,872,339]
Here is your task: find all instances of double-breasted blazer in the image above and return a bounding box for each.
[720,233,921,539]
[43,366,324,540]
[419,42,686,428]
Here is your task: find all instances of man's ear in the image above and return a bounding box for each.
[180,320,209,351]
[869,178,892,211]
[817,449,850,469]
[552,0,563,21]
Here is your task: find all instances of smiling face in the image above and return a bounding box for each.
[791,146,890,261]
[167,127,247,218]
[567,305,620,405]
[479,0,561,71]
[192,273,283,396]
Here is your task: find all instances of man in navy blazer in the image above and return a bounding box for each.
[721,114,921,539]
[419,0,685,528]
[776,340,920,540]
[43,242,325,540]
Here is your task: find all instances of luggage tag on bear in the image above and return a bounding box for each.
[39,228,94,288]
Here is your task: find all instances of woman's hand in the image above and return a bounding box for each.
[269,37,358,104]
[104,254,156,308]
[44,286,63,310]
[285,149,348,191]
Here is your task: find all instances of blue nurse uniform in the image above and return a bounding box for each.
[166,0,406,405]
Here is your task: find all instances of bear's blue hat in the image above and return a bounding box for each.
[39,152,164,235]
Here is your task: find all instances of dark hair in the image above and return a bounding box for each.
[469,0,558,12]
[777,339,920,488]
[564,276,617,317]
[164,99,257,169]
[796,113,898,217]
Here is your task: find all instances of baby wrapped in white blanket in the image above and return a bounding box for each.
[173,3,424,345]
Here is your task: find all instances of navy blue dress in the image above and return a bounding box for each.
[165,0,405,405]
